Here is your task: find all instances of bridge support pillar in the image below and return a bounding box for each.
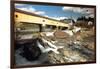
[39,24,46,32]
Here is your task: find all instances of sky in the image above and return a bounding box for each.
[15,3,94,21]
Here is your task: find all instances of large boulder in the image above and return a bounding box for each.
[15,38,42,61]
[54,30,70,39]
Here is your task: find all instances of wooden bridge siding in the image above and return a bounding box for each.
[15,12,69,28]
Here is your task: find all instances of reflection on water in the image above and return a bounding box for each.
[15,38,50,66]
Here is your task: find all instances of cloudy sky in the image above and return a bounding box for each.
[15,3,94,21]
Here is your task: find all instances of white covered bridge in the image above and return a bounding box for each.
[14,9,70,32]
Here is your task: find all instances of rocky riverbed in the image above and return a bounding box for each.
[15,27,95,65]
[42,27,95,64]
